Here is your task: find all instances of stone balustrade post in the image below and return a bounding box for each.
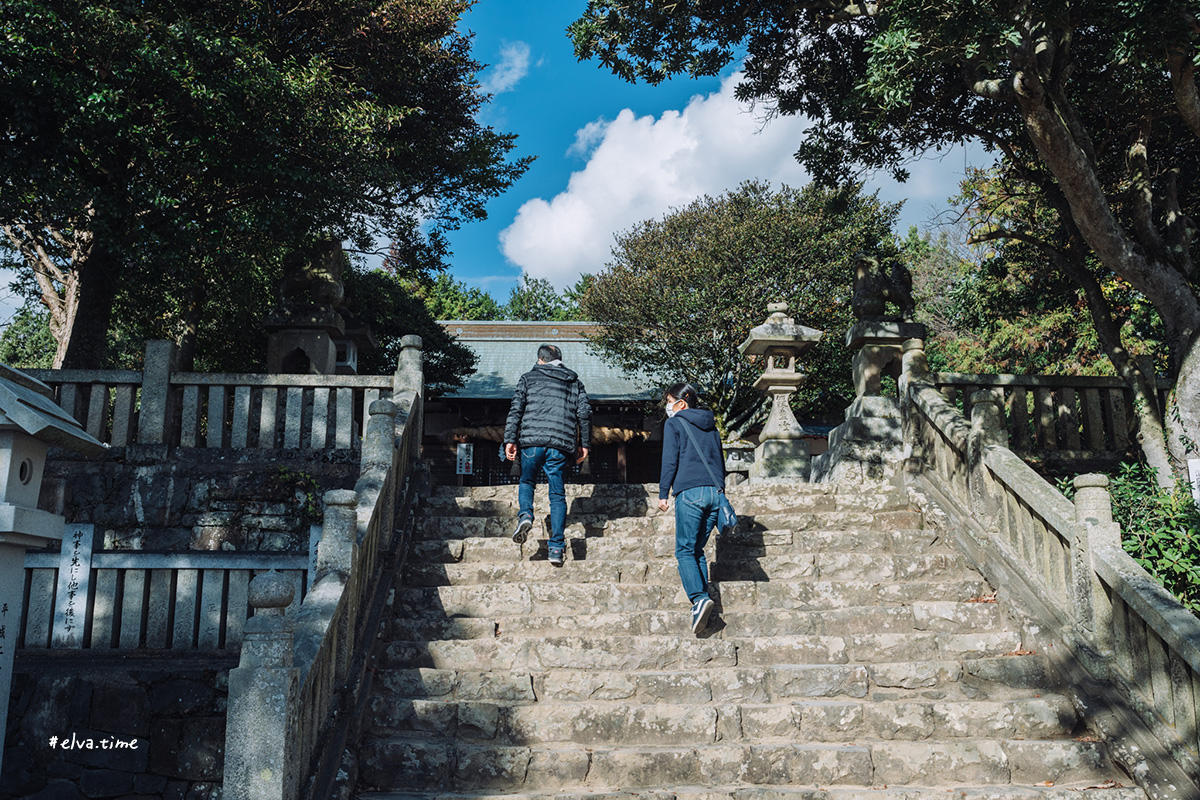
[394,335,424,453]
[363,399,399,468]
[136,340,179,445]
[1074,474,1121,653]
[364,398,399,517]
[898,339,929,473]
[968,392,1007,523]
[316,489,358,581]
[224,570,300,800]
[900,338,930,388]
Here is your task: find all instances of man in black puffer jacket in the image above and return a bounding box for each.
[503,344,591,566]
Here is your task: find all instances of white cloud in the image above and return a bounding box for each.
[567,117,609,159]
[500,73,812,288]
[499,71,985,288]
[480,41,531,96]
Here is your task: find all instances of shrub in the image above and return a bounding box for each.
[1063,462,1200,615]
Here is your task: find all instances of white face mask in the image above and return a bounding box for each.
[666,399,681,418]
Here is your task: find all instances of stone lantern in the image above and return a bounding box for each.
[0,364,106,780]
[738,302,824,481]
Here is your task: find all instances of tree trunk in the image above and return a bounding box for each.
[176,278,206,372]
[1166,332,1200,471]
[60,242,121,369]
[1012,85,1200,481]
[1056,220,1177,489]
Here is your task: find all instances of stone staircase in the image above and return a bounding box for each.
[353,482,1144,800]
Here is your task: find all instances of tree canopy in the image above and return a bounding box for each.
[570,0,1200,479]
[1,0,530,367]
[580,180,903,436]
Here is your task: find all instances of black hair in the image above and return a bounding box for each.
[538,344,562,362]
[664,381,704,409]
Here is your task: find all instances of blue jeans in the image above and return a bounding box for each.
[674,485,720,604]
[518,446,568,550]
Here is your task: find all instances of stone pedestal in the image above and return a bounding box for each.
[750,439,811,482]
[264,308,344,375]
[811,396,905,483]
[847,321,927,397]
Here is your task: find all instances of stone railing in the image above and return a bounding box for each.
[933,371,1172,470]
[905,343,1200,799]
[26,340,393,450]
[223,336,424,800]
[21,523,311,651]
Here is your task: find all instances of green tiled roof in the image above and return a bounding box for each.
[441,322,658,401]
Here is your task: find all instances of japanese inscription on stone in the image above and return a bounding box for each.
[53,523,94,648]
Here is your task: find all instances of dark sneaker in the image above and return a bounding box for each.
[691,597,715,634]
[512,516,533,544]
[548,546,565,567]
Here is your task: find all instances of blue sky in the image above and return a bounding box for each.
[445,0,990,301]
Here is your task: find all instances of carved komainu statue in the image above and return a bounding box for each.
[851,253,915,322]
[279,239,346,309]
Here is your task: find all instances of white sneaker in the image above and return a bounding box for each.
[691,597,715,634]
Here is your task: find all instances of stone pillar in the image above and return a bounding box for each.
[898,339,930,474]
[847,321,928,398]
[899,338,930,392]
[394,335,424,454]
[137,340,180,445]
[316,489,358,580]
[1074,474,1121,654]
[224,570,300,800]
[967,391,1007,524]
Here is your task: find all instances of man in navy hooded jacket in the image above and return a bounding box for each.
[503,344,591,566]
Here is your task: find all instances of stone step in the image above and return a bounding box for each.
[410,529,951,564]
[420,491,911,519]
[433,482,895,497]
[358,787,1145,800]
[374,655,1056,706]
[416,510,925,539]
[367,695,1079,744]
[400,552,972,587]
[356,738,1124,791]
[391,578,995,619]
[379,631,1024,672]
[388,602,1009,641]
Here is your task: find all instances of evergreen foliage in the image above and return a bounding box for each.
[0,0,530,367]
[1062,463,1200,615]
[580,180,902,435]
[569,0,1200,478]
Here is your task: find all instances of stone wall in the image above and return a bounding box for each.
[1,654,234,800]
[40,445,361,552]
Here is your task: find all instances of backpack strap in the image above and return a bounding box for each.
[677,419,725,492]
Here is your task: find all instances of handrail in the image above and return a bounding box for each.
[903,342,1200,799]
[935,371,1172,389]
[222,335,424,800]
